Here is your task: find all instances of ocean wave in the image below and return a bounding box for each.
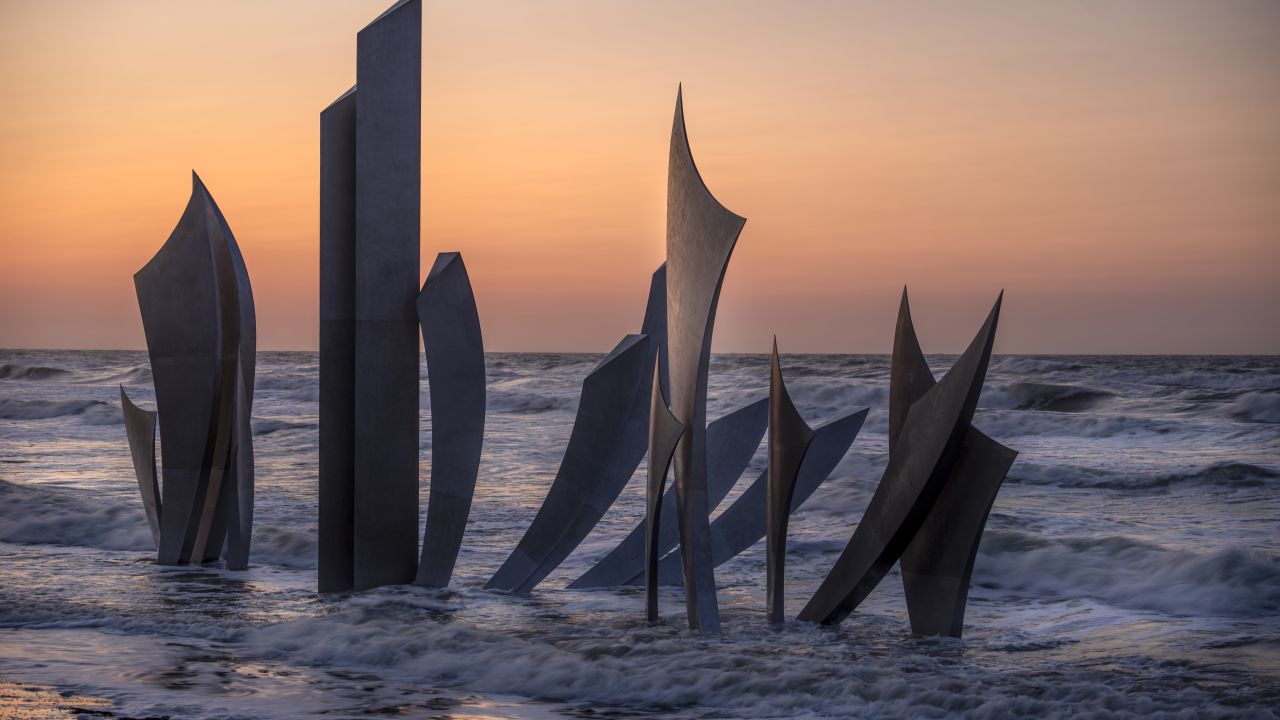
[1009,461,1279,490]
[0,478,317,573]
[88,366,153,386]
[977,531,1280,618]
[0,398,121,425]
[1143,370,1279,392]
[0,362,72,381]
[241,592,1276,719]
[984,382,1115,412]
[486,389,577,414]
[0,479,152,552]
[786,380,886,413]
[977,411,1176,439]
[991,357,1089,374]
[256,374,320,402]
[1227,392,1280,424]
[250,524,317,569]
[252,418,317,436]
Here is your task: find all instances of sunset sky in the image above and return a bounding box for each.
[1,0,1276,353]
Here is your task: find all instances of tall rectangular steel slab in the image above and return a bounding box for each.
[319,87,358,593]
[352,0,422,590]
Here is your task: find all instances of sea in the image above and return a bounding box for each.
[0,349,1277,719]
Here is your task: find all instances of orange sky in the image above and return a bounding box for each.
[1,0,1277,353]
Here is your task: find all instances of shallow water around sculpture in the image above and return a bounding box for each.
[0,350,1277,718]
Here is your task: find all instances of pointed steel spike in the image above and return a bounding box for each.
[766,341,815,626]
[798,295,1003,626]
[644,409,867,588]
[646,352,684,622]
[664,86,746,634]
[566,397,768,590]
[120,385,161,551]
[485,334,654,593]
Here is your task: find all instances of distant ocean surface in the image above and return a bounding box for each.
[1,349,1278,718]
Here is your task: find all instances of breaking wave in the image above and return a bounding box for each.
[977,411,1177,439]
[1010,461,1279,490]
[0,362,72,381]
[250,524,317,569]
[89,366,153,386]
[985,382,1115,412]
[0,398,121,425]
[990,356,1089,374]
[978,531,1280,618]
[486,389,577,414]
[0,479,151,552]
[252,418,317,436]
[1227,391,1280,424]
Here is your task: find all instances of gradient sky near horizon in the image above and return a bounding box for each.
[1,0,1277,353]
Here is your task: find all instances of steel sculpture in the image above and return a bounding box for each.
[485,333,654,593]
[120,386,161,550]
[645,409,866,586]
[318,85,358,593]
[130,171,255,569]
[797,294,1003,626]
[485,262,672,593]
[663,86,746,634]
[414,252,486,588]
[318,0,422,592]
[566,397,768,590]
[893,289,1018,637]
[765,340,815,626]
[644,358,683,621]
[352,0,422,591]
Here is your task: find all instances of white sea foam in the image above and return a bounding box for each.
[0,479,151,551]
[978,531,1280,618]
[1228,392,1280,424]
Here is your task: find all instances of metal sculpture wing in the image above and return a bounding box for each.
[892,289,1018,637]
[415,252,486,588]
[485,333,654,593]
[645,358,684,621]
[120,386,161,550]
[766,340,815,625]
[567,397,768,590]
[797,294,1003,626]
[663,86,747,634]
[645,409,866,586]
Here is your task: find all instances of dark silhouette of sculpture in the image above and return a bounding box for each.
[414,252,486,588]
[892,289,1017,637]
[798,293,1003,627]
[643,358,683,621]
[319,0,422,592]
[318,85,357,594]
[485,333,654,593]
[645,409,866,586]
[129,171,255,569]
[766,340,815,626]
[120,386,161,550]
[486,263,670,593]
[566,397,768,590]
[663,86,746,634]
